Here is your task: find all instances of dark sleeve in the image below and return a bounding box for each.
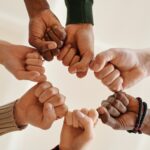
[65,0,94,25]
[51,145,59,150]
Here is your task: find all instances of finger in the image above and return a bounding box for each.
[25,58,43,66]
[57,44,72,60]
[46,94,66,107]
[51,48,60,56]
[76,71,88,78]
[90,49,118,72]
[101,101,120,117]
[69,51,93,74]
[97,107,120,130]
[47,29,63,49]
[114,92,129,106]
[16,70,40,81]
[30,38,57,53]
[73,110,80,128]
[39,87,59,103]
[111,100,127,113]
[62,48,77,66]
[81,108,89,115]
[26,65,45,74]
[74,110,94,135]
[70,55,80,66]
[52,25,66,41]
[94,63,115,79]
[88,109,99,125]
[108,77,123,92]
[41,103,57,130]
[34,81,52,97]
[33,74,47,83]
[26,52,41,59]
[102,69,120,85]
[65,111,73,126]
[42,50,54,61]
[55,104,68,119]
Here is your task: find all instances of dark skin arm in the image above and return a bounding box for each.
[98,92,150,135]
[24,0,66,61]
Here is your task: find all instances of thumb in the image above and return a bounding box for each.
[90,49,118,72]
[16,70,41,81]
[42,103,57,130]
[75,110,94,136]
[69,51,93,73]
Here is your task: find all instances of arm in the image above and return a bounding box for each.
[141,109,150,135]
[24,0,66,61]
[90,48,150,91]
[24,0,49,18]
[58,0,94,78]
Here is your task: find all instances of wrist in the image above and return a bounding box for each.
[24,0,50,18]
[141,109,150,134]
[0,41,12,65]
[137,49,150,77]
[14,100,28,127]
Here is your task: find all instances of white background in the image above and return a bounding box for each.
[0,0,150,150]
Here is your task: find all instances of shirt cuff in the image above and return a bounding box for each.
[0,101,26,136]
[65,0,94,25]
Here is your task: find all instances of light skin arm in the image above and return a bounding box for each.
[90,48,150,91]
[0,40,46,82]
[14,81,68,129]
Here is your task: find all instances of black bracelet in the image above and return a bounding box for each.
[127,97,148,134]
[127,97,143,133]
[138,101,148,133]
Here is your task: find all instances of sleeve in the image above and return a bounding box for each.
[51,145,59,150]
[0,101,26,136]
[65,0,94,25]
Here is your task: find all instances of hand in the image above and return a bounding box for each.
[25,51,47,82]
[29,9,66,61]
[58,24,94,78]
[97,92,139,130]
[14,81,68,129]
[0,42,46,82]
[90,48,148,91]
[60,109,98,150]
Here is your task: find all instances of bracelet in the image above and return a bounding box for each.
[127,97,148,134]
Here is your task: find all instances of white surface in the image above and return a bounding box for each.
[0,0,150,150]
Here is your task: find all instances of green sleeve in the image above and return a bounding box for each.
[65,0,94,25]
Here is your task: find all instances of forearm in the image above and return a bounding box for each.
[0,41,11,64]
[65,0,94,25]
[141,109,150,135]
[24,0,50,18]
